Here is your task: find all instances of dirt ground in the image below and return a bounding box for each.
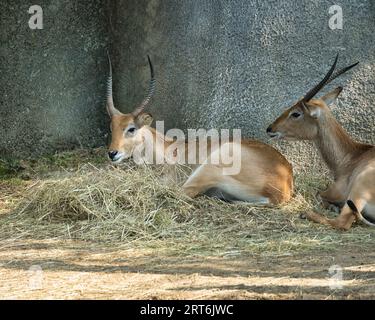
[0,151,374,300]
[0,239,374,299]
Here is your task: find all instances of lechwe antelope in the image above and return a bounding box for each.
[105,54,293,204]
[267,54,375,230]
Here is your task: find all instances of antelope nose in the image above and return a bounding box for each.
[266,126,273,133]
[108,150,118,160]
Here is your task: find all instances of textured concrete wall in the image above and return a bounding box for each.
[0,0,109,158]
[1,0,374,167]
[111,0,375,171]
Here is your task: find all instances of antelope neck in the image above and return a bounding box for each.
[313,113,362,177]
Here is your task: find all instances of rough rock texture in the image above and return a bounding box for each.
[110,0,374,171]
[1,0,374,169]
[0,0,109,158]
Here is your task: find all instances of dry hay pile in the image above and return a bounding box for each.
[0,163,373,256]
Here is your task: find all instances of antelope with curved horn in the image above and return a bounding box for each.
[267,54,375,230]
[105,53,294,204]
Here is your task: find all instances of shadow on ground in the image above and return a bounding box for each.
[0,239,374,299]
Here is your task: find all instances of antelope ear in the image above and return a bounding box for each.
[135,112,153,127]
[302,102,321,119]
[309,107,321,119]
[321,87,343,106]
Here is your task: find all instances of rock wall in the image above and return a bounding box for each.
[0,0,109,157]
[1,0,374,170]
[110,0,375,171]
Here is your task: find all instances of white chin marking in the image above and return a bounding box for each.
[111,156,126,164]
[269,132,283,140]
[111,159,123,164]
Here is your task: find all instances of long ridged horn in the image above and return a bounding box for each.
[106,51,122,116]
[303,54,339,102]
[132,55,156,117]
[324,61,359,87]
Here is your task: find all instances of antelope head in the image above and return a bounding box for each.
[267,55,358,141]
[106,53,156,163]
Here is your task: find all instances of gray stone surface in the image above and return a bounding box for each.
[112,0,375,171]
[0,0,109,158]
[1,0,374,170]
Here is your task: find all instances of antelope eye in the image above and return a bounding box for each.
[291,112,301,118]
[127,127,136,134]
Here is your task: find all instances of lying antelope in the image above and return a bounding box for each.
[267,54,375,230]
[105,54,293,204]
